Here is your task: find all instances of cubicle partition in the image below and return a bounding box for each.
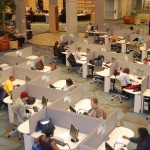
[141,75,149,94]
[112,29,132,37]
[27,68,63,88]
[12,83,67,103]
[130,34,150,42]
[0,55,28,66]
[30,106,102,136]
[1,67,13,83]
[78,110,117,150]
[14,55,45,70]
[4,46,33,57]
[13,67,45,81]
[51,85,84,111]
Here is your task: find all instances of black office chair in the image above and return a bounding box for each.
[0,87,7,110]
[67,53,81,73]
[111,78,128,103]
[90,66,104,86]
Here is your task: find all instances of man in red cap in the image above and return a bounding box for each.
[13,91,30,124]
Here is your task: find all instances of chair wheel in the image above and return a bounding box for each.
[8,135,10,138]
[111,99,113,101]
[13,128,15,131]
[146,118,148,120]
[18,138,21,140]
[120,102,122,103]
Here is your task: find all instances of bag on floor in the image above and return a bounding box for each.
[35,59,44,70]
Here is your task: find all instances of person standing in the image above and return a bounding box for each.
[3,76,16,96]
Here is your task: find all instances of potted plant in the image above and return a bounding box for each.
[0,0,16,36]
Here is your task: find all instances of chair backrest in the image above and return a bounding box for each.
[9,41,18,49]
[114,78,122,92]
[67,53,77,67]
[93,66,103,74]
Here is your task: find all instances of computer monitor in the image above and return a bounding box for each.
[69,105,76,113]
[111,57,116,63]
[136,69,144,79]
[70,124,79,142]
[49,84,55,89]
[42,96,48,108]
[105,142,114,150]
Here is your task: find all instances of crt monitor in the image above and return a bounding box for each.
[136,69,144,79]
[70,124,79,142]
[105,142,114,150]
[42,96,48,107]
[138,37,144,44]
[69,105,76,113]
[49,84,55,89]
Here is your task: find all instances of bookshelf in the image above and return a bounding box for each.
[77,0,95,14]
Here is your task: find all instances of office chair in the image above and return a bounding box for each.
[90,66,104,86]
[0,87,7,110]
[7,110,22,140]
[111,78,128,103]
[67,53,81,73]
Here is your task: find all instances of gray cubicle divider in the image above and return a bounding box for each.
[112,29,131,37]
[130,34,150,42]
[15,55,46,70]
[13,67,45,80]
[29,108,47,134]
[4,46,32,57]
[109,62,117,76]
[1,67,13,83]
[49,68,61,84]
[117,61,150,76]
[78,110,117,150]
[26,84,67,102]
[29,107,102,135]
[146,40,150,50]
[0,55,28,66]
[148,75,150,89]
[141,75,149,94]
[12,84,27,102]
[86,51,94,63]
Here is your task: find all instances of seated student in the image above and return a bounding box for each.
[94,55,104,66]
[3,76,16,96]
[34,127,60,150]
[13,91,30,124]
[118,68,133,88]
[143,58,149,65]
[129,26,134,33]
[53,41,60,57]
[63,78,75,91]
[74,47,82,61]
[50,63,57,71]
[88,98,106,119]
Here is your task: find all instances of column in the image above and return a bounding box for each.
[49,0,59,32]
[15,0,26,35]
[136,0,142,13]
[95,0,104,31]
[66,0,78,36]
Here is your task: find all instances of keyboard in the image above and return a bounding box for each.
[52,137,66,147]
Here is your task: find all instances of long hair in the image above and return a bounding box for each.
[138,128,149,140]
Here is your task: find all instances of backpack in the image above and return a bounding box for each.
[32,144,42,150]
[35,59,44,70]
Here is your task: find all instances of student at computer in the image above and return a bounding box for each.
[95,55,104,66]
[13,91,30,124]
[63,78,75,91]
[118,68,133,88]
[50,63,57,71]
[123,127,150,150]
[34,127,60,150]
[3,76,16,96]
[88,98,106,119]
[143,58,149,65]
[74,47,82,61]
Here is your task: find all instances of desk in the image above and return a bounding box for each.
[96,68,110,93]
[26,55,39,60]
[18,123,87,150]
[74,99,91,113]
[3,97,50,123]
[142,89,150,113]
[98,127,134,150]
[53,80,66,90]
[13,79,26,86]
